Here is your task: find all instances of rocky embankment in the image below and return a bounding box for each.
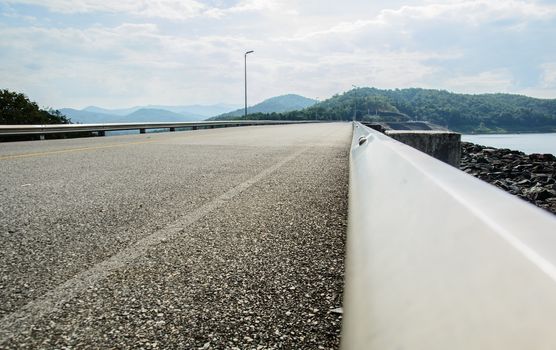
[460,142,556,215]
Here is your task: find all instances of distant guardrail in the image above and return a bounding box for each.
[0,120,318,138]
[342,122,556,349]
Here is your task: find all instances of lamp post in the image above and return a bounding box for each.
[314,97,319,120]
[244,50,254,118]
[352,85,358,121]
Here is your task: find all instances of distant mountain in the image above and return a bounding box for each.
[60,108,118,124]
[211,94,317,120]
[82,103,240,118]
[144,104,240,117]
[83,106,138,116]
[124,108,203,122]
[61,107,205,124]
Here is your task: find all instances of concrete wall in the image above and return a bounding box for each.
[386,130,461,166]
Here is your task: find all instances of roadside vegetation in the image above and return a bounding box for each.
[0,89,95,141]
[0,89,70,125]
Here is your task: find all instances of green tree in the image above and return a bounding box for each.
[0,89,70,125]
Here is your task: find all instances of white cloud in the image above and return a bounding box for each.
[134,1,206,20]
[443,69,515,93]
[2,0,291,19]
[280,0,556,43]
[2,19,454,106]
[278,19,380,42]
[205,0,294,18]
[378,0,556,25]
[541,63,556,87]
[3,0,207,19]
[0,21,264,107]
[1,0,556,107]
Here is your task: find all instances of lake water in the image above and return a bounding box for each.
[462,133,556,155]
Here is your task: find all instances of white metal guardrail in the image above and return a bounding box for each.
[343,122,556,349]
[0,120,316,137]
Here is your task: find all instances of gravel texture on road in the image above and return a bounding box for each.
[0,123,350,349]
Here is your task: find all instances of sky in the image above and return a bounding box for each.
[1,0,556,109]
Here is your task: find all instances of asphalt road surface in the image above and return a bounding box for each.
[0,123,351,349]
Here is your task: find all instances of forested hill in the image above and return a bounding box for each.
[211,94,317,119]
[234,88,556,133]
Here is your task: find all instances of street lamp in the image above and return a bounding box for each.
[352,85,358,122]
[244,50,254,118]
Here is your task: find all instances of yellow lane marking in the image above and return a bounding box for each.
[0,139,159,161]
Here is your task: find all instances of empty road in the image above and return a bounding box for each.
[0,123,351,349]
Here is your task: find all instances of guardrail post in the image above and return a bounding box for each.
[140,128,146,134]
[97,131,106,137]
[192,126,198,130]
[39,134,45,141]
[169,127,175,132]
